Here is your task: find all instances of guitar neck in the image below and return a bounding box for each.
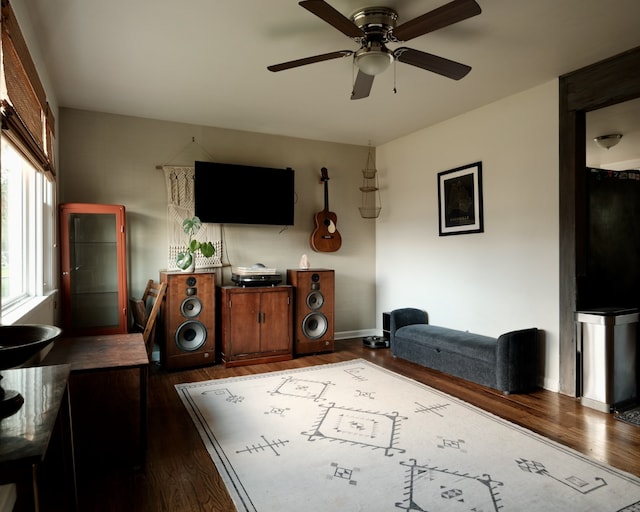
[323,179,330,211]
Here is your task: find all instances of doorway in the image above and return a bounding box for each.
[582,99,640,308]
[559,46,640,396]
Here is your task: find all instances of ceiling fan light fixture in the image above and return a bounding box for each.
[594,133,622,150]
[268,0,481,99]
[355,45,393,76]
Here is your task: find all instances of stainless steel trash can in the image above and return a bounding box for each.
[576,308,639,413]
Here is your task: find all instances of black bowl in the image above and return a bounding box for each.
[0,324,62,370]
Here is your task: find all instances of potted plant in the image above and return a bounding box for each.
[175,216,215,271]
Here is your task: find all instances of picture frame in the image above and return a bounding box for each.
[437,161,484,236]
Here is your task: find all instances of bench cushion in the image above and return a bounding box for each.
[395,324,496,364]
[389,308,539,394]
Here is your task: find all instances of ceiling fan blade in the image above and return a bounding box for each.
[351,71,374,100]
[268,50,353,72]
[393,0,481,42]
[394,47,471,80]
[299,0,363,38]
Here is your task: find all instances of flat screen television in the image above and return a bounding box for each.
[194,161,295,226]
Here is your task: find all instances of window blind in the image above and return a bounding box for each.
[1,0,55,178]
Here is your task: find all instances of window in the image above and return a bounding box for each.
[1,135,55,315]
[1,0,56,320]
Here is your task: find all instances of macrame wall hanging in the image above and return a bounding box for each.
[163,165,222,270]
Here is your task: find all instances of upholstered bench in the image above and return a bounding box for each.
[390,308,539,394]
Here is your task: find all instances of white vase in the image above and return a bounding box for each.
[177,252,196,273]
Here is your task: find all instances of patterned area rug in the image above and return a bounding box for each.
[176,359,640,511]
[616,406,640,426]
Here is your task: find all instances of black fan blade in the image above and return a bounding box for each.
[299,0,363,38]
[393,0,481,42]
[268,50,353,72]
[394,47,471,80]
[351,71,374,100]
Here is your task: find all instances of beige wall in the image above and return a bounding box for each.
[59,109,377,336]
[376,81,560,390]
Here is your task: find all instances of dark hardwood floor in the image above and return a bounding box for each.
[38,338,640,511]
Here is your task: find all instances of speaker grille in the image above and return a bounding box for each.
[175,320,208,351]
[302,312,328,339]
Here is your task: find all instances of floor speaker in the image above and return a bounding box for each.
[383,311,391,341]
[287,269,334,355]
[160,270,216,370]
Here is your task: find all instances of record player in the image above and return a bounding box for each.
[231,273,282,287]
[232,264,282,287]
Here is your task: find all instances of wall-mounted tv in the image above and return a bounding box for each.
[194,161,295,226]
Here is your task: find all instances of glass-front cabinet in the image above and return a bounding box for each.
[60,203,128,335]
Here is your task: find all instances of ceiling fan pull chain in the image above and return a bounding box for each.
[351,60,356,96]
[393,60,397,94]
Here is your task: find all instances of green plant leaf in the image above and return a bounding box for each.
[200,241,215,258]
[188,240,200,253]
[182,216,202,236]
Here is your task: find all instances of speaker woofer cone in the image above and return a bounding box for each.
[175,320,207,352]
[306,291,325,310]
[180,297,202,318]
[302,312,328,340]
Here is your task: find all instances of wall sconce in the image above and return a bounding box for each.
[359,145,381,219]
[594,133,622,150]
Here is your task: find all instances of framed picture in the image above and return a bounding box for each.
[437,161,484,236]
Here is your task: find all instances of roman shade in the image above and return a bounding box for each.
[1,0,55,178]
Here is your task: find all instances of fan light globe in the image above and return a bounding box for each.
[355,48,393,76]
[594,133,622,150]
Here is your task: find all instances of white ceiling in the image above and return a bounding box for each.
[22,0,640,147]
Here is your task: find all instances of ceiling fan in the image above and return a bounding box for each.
[267,0,481,100]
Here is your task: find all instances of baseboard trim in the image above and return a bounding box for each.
[335,329,380,340]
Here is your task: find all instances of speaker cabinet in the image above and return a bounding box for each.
[160,270,216,370]
[287,269,334,355]
[383,311,391,341]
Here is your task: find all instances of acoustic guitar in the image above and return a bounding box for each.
[310,167,342,252]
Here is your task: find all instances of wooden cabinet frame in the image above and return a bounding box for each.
[218,285,293,367]
[59,203,128,335]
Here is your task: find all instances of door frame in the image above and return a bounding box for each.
[559,46,640,395]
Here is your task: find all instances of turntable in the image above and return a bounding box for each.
[232,264,282,287]
[231,273,282,287]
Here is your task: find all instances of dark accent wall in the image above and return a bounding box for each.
[582,169,640,309]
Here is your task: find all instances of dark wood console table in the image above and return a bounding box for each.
[0,364,76,511]
[218,285,293,367]
[42,333,149,465]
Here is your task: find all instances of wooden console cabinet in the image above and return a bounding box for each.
[218,285,293,367]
